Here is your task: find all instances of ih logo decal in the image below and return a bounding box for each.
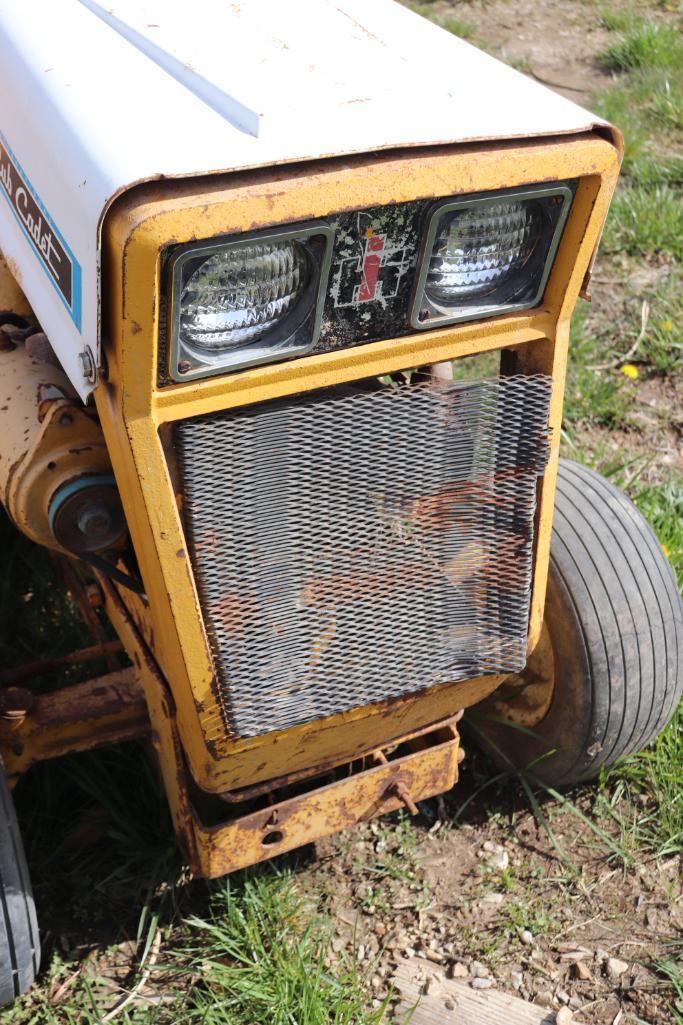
[358,233,385,302]
[334,229,411,308]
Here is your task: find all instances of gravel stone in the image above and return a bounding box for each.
[489,849,510,871]
[606,957,629,979]
[481,892,505,905]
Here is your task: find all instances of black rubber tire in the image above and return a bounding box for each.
[0,762,40,1006]
[478,459,683,785]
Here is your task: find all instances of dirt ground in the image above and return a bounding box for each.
[300,758,682,1024]
[438,0,615,99]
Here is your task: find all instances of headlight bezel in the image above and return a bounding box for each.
[167,220,334,383]
[409,182,574,332]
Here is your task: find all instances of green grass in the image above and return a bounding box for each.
[404,5,479,41]
[10,868,389,1024]
[601,17,682,71]
[437,16,478,41]
[178,875,387,1025]
[653,944,683,1025]
[563,302,635,430]
[637,276,683,373]
[602,183,683,260]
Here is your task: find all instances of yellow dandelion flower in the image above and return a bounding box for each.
[621,363,639,380]
[659,320,674,332]
[662,544,670,558]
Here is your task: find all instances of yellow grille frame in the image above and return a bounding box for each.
[96,133,620,793]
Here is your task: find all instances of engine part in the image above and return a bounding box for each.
[0,344,121,552]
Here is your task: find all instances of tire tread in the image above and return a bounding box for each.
[551,460,683,779]
[0,763,39,1005]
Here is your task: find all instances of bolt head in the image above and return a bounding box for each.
[79,347,96,382]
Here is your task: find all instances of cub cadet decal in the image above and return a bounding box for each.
[0,130,82,329]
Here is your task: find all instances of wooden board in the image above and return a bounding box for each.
[392,958,557,1025]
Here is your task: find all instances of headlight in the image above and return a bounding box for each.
[410,184,573,330]
[168,223,333,381]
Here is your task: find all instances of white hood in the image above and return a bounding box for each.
[0,0,613,398]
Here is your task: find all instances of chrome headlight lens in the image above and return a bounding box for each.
[169,223,333,381]
[411,184,572,330]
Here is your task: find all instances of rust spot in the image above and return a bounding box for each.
[211,592,258,640]
[131,320,142,335]
[299,562,436,608]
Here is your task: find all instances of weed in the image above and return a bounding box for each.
[652,945,683,1024]
[594,66,683,180]
[401,4,479,42]
[603,183,683,260]
[638,277,683,373]
[504,898,555,939]
[178,874,389,1025]
[438,17,478,41]
[601,19,682,72]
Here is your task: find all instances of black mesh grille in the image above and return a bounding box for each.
[174,374,552,738]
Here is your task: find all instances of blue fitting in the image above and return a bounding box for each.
[47,474,117,533]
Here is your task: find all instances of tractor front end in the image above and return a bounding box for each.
[1,134,617,872]
[0,0,681,1008]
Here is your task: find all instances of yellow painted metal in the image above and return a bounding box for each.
[195,723,461,877]
[97,133,620,795]
[103,574,460,877]
[0,344,112,551]
[484,622,555,729]
[0,251,32,319]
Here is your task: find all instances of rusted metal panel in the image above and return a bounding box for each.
[0,667,149,781]
[101,574,464,877]
[104,558,501,793]
[195,720,461,877]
